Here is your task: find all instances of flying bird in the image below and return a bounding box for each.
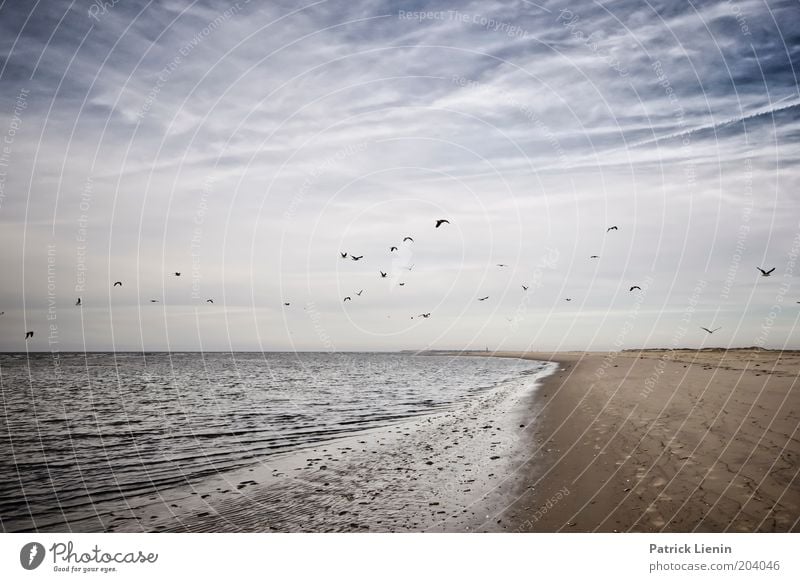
[75,297,81,306]
[629,286,642,292]
[607,226,618,232]
[149,299,159,303]
[351,255,364,261]
[343,296,352,302]
[589,255,599,259]
[478,296,489,301]
[565,298,572,302]
[398,282,406,286]
[700,327,721,334]
[283,302,290,306]
[174,272,181,277]
[757,267,775,277]
[403,237,414,242]
[497,264,508,268]
[406,264,414,271]
[522,285,528,291]
[340,252,348,259]
[356,290,363,296]
[419,313,431,318]
[25,331,34,339]
[113,281,122,287]
[435,219,450,228]
[390,246,398,252]
[206,299,214,303]
[380,270,387,278]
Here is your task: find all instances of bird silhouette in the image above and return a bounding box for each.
[113,281,122,287]
[435,219,450,228]
[356,290,363,296]
[589,255,599,259]
[565,298,572,302]
[25,331,34,339]
[75,297,81,306]
[700,327,721,334]
[351,255,364,261]
[174,272,181,277]
[497,264,508,268]
[757,267,775,277]
[478,296,489,301]
[607,226,618,232]
[390,246,398,252]
[380,271,387,278]
[522,285,528,291]
[343,296,352,302]
[406,264,414,271]
[629,286,642,292]
[398,282,406,286]
[283,302,290,306]
[149,299,159,303]
[419,313,431,318]
[403,237,414,242]
[340,252,348,259]
[206,299,214,303]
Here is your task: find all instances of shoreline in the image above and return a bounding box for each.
[26,355,556,533]
[479,349,800,532]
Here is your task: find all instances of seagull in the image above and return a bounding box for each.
[700,327,721,334]
[607,226,618,232]
[497,264,508,268]
[25,331,34,339]
[174,272,181,277]
[398,282,406,286]
[435,219,450,228]
[565,298,572,302]
[478,296,489,301]
[340,252,348,259]
[406,264,414,271]
[343,296,352,302]
[380,271,387,278]
[351,255,364,261]
[113,281,122,287]
[75,297,81,306]
[206,299,214,303]
[522,285,528,291]
[390,246,398,252]
[283,302,290,306]
[419,313,431,318]
[629,286,642,292]
[356,290,363,296]
[403,237,414,242]
[589,255,599,259]
[757,267,775,277]
[149,299,159,303]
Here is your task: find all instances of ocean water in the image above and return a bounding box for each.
[0,352,549,531]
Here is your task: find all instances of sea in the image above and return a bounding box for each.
[0,352,550,531]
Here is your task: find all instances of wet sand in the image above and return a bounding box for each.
[492,349,800,532]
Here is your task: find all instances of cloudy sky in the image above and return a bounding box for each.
[0,0,798,351]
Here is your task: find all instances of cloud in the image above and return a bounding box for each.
[0,0,797,351]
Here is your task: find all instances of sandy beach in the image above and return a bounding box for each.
[25,349,798,533]
[492,349,800,533]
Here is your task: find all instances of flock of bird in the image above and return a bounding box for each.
[4,218,785,342]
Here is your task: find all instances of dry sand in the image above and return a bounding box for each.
[493,349,800,532]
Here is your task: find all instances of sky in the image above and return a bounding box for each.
[0,0,798,352]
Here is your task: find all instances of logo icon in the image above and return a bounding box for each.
[20,542,45,570]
